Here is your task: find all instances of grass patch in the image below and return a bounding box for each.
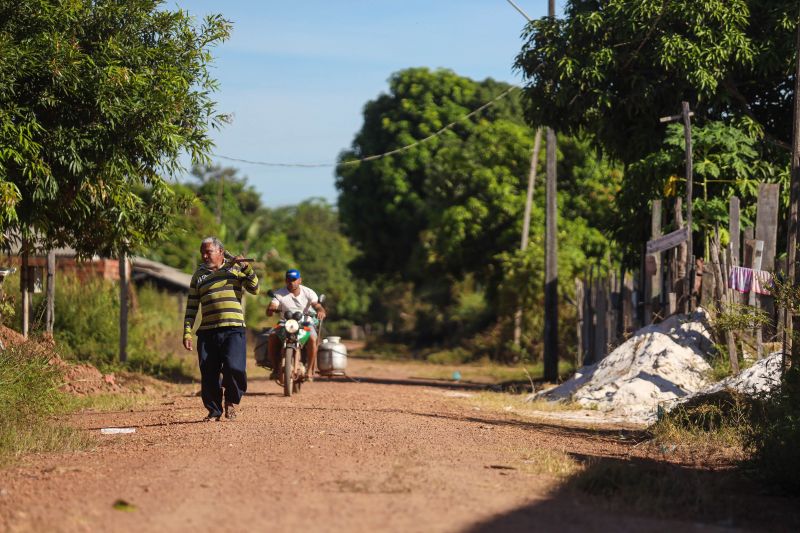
[67,392,157,413]
[466,391,581,414]
[0,342,90,463]
[511,446,582,478]
[413,359,577,386]
[650,390,754,450]
[25,276,195,382]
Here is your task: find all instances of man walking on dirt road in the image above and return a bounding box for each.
[183,237,259,421]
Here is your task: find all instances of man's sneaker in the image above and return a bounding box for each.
[204,412,222,422]
[224,402,238,420]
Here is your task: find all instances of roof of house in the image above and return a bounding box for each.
[131,257,192,291]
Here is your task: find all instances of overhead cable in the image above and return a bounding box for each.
[213,85,519,169]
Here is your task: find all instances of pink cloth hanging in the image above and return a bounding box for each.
[752,269,773,295]
[728,266,753,293]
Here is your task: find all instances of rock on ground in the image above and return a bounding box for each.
[532,311,715,424]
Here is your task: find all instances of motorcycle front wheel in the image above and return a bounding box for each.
[283,347,294,397]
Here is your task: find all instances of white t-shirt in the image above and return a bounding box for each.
[271,286,319,317]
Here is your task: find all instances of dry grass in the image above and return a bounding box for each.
[509,445,582,478]
[464,391,581,414]
[68,392,159,413]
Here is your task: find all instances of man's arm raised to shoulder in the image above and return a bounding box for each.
[234,255,259,295]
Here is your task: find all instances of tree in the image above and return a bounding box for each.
[336,67,530,284]
[514,0,800,164]
[276,199,370,321]
[610,121,788,262]
[0,0,231,256]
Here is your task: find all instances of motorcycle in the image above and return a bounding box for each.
[265,290,324,396]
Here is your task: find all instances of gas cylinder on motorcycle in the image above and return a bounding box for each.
[317,336,347,376]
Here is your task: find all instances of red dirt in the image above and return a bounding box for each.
[1,356,798,532]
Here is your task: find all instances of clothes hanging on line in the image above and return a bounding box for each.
[728,265,772,295]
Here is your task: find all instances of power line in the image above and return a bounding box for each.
[212,85,519,169]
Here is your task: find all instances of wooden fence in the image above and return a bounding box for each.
[576,184,781,366]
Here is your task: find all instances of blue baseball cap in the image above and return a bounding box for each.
[285,269,301,280]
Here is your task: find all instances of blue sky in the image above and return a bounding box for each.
[171,1,565,207]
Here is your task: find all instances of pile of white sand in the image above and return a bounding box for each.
[532,310,715,424]
[696,351,783,397]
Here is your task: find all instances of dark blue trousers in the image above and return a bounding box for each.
[197,327,247,416]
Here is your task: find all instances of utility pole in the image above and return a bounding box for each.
[513,128,543,348]
[504,0,559,380]
[543,0,559,383]
[119,249,128,363]
[46,250,55,336]
[788,18,800,368]
[660,102,695,313]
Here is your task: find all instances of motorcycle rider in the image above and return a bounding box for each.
[266,269,326,381]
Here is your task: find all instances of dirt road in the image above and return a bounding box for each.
[1,357,797,532]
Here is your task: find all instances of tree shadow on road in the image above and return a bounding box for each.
[463,453,800,532]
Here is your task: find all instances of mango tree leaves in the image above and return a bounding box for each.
[0,0,230,256]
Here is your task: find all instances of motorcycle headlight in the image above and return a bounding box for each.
[284,319,300,334]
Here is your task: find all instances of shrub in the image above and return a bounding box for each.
[743,368,800,494]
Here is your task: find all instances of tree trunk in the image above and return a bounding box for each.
[119,252,128,363]
[46,250,55,336]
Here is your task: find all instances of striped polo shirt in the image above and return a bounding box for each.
[183,262,259,338]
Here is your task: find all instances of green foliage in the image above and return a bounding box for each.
[47,275,191,379]
[336,68,530,283]
[712,303,771,333]
[614,120,786,262]
[0,0,231,257]
[336,68,621,357]
[142,183,220,273]
[515,0,799,164]
[270,199,370,321]
[0,342,84,460]
[744,369,800,494]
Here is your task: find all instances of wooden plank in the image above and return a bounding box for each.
[575,278,584,369]
[46,250,55,336]
[119,253,128,363]
[21,247,29,338]
[755,183,780,272]
[646,226,688,254]
[749,240,764,359]
[594,275,608,360]
[646,200,662,323]
[711,235,739,374]
[583,275,593,365]
[729,196,740,267]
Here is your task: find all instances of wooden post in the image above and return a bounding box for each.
[21,243,29,339]
[711,234,738,373]
[594,274,608,361]
[747,240,764,359]
[729,196,741,267]
[585,268,596,365]
[575,278,584,369]
[674,198,687,306]
[46,250,55,336]
[513,127,543,347]
[787,18,800,367]
[119,251,128,363]
[756,183,780,272]
[645,200,662,323]
[544,126,559,382]
[682,102,695,313]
